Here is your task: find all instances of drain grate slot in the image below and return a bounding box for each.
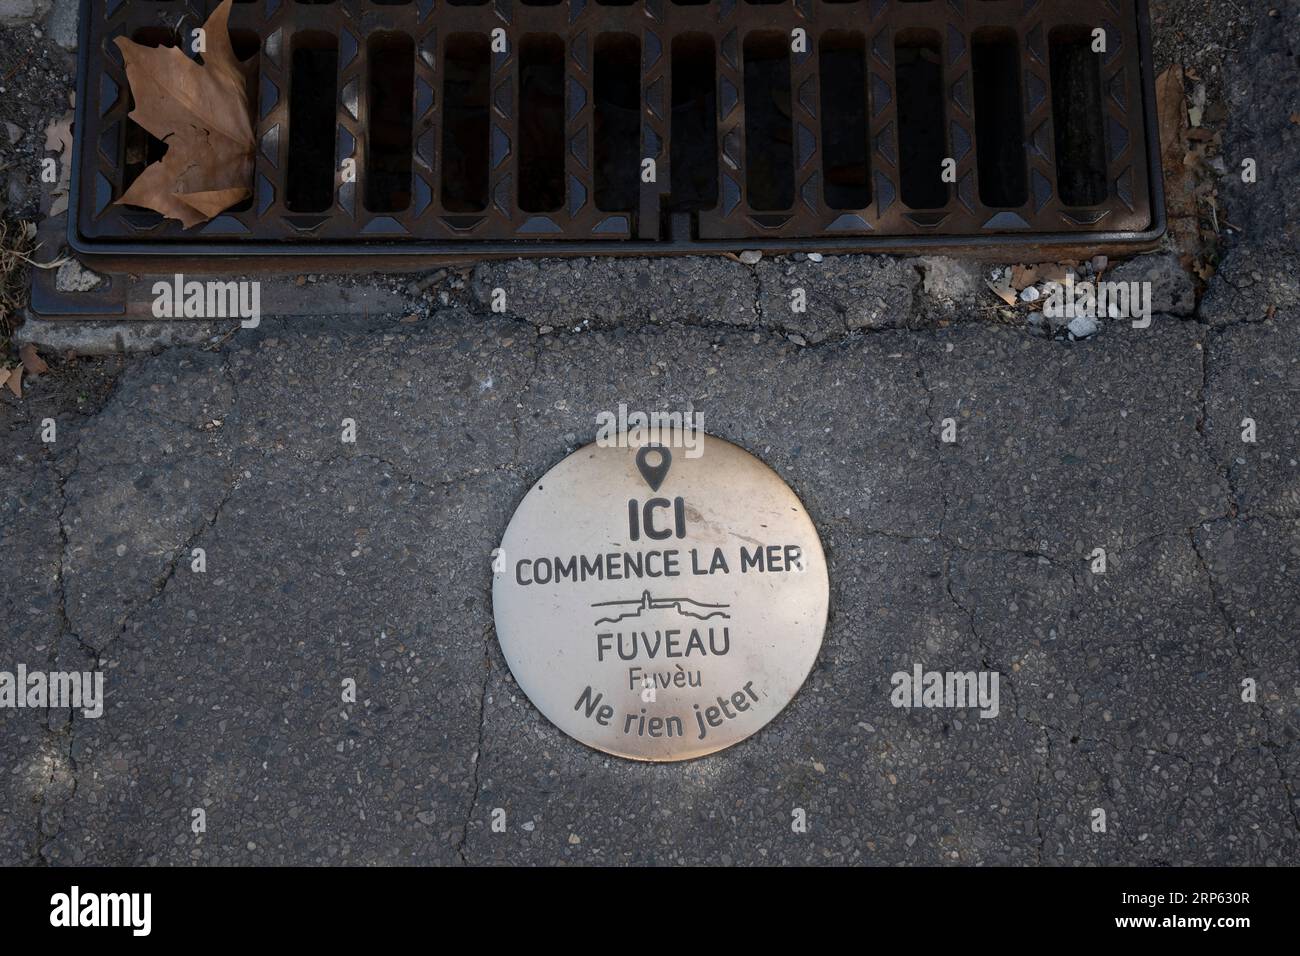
[593,33,641,213]
[668,33,718,214]
[70,0,1163,257]
[819,31,870,212]
[972,28,1027,209]
[1050,25,1109,208]
[743,32,794,213]
[441,33,491,214]
[287,34,339,214]
[895,29,948,211]
[365,33,416,213]
[518,34,566,213]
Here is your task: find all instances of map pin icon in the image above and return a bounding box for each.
[636,445,672,492]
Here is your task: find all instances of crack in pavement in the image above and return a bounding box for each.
[38,443,86,866]
[1266,746,1300,836]
[1021,710,1198,860]
[914,336,1064,864]
[1195,325,1243,513]
[1187,522,1300,837]
[1034,725,1051,864]
[509,336,545,467]
[455,621,494,866]
[914,332,1062,862]
[455,392,546,865]
[307,451,525,498]
[478,279,929,347]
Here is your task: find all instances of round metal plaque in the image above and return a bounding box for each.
[492,434,829,761]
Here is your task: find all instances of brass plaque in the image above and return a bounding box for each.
[492,435,829,761]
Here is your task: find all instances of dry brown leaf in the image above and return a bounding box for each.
[986,278,1018,307]
[19,344,48,376]
[2,366,21,399]
[44,106,74,218]
[1010,264,1039,291]
[44,115,72,155]
[114,0,254,229]
[1038,263,1073,285]
[1156,72,1192,213]
[1156,65,1188,192]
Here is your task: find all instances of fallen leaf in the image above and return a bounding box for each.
[44,109,74,218]
[986,278,1018,307]
[1038,263,1073,285]
[43,115,72,155]
[2,366,21,399]
[1155,66,1185,149]
[114,0,254,228]
[1010,264,1039,291]
[19,344,48,376]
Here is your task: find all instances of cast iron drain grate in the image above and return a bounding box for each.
[69,0,1164,260]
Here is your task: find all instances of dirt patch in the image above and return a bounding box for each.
[1149,0,1253,106]
[0,23,77,220]
[0,218,36,348]
[0,21,78,348]
[0,349,127,438]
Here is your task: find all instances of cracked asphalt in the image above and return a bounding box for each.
[2,0,1298,866]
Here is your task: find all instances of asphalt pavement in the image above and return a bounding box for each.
[0,0,1296,865]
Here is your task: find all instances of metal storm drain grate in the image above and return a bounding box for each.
[70,0,1164,259]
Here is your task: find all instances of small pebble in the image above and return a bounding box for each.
[1068,315,1099,338]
